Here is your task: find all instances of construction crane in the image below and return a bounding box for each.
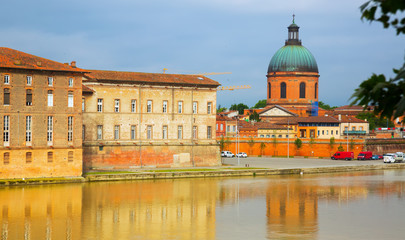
[217,85,251,91]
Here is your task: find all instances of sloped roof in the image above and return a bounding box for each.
[258,105,298,116]
[82,84,94,93]
[84,70,220,87]
[0,47,86,73]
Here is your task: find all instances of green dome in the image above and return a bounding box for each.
[268,45,318,73]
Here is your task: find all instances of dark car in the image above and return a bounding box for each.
[372,155,383,160]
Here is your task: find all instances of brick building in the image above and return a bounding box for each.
[82,70,221,169]
[266,18,319,117]
[0,48,85,179]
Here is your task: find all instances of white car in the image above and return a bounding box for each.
[236,152,248,158]
[221,151,235,158]
[383,153,396,163]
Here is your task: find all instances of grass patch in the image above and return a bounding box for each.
[144,169,219,172]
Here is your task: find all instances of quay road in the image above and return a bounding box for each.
[221,156,388,169]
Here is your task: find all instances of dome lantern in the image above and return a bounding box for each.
[286,14,301,46]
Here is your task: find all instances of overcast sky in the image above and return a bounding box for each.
[1,0,403,108]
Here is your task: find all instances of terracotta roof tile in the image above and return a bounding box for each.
[0,47,87,73]
[82,84,94,93]
[84,70,220,87]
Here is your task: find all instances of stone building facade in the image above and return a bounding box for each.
[0,48,85,179]
[82,70,221,170]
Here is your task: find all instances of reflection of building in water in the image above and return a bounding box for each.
[81,179,217,240]
[266,181,318,239]
[0,184,82,239]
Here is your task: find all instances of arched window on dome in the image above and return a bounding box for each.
[315,83,318,99]
[268,83,271,99]
[280,82,286,99]
[299,82,306,98]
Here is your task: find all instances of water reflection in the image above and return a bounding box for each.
[0,170,404,240]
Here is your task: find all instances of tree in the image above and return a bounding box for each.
[309,137,315,156]
[329,137,336,150]
[259,142,266,156]
[247,137,255,155]
[338,145,344,151]
[351,1,405,119]
[294,138,302,150]
[356,112,395,130]
[219,136,225,151]
[360,0,405,35]
[318,101,337,110]
[229,103,249,115]
[248,111,261,122]
[217,104,227,113]
[272,136,278,156]
[253,99,267,109]
[350,138,356,151]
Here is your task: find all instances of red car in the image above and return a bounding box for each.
[331,152,354,160]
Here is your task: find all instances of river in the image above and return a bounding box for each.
[1,170,405,240]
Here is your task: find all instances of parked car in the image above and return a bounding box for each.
[221,151,235,158]
[357,151,373,160]
[371,155,383,160]
[383,153,396,163]
[394,152,404,162]
[331,151,354,160]
[236,152,248,158]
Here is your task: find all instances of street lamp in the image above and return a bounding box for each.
[287,118,289,159]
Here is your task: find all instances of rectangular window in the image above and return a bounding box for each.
[147,125,152,139]
[178,126,183,139]
[131,125,137,140]
[147,100,152,113]
[47,152,53,163]
[68,78,73,87]
[3,115,10,143]
[336,130,338,135]
[68,116,73,142]
[47,90,53,107]
[114,99,120,112]
[193,101,198,114]
[26,89,32,106]
[131,99,137,113]
[47,116,53,142]
[68,92,74,107]
[220,124,223,131]
[82,125,85,140]
[163,100,168,113]
[48,77,53,86]
[216,124,218,131]
[227,126,230,132]
[360,126,363,131]
[192,126,197,139]
[26,152,32,163]
[68,151,74,162]
[207,126,212,139]
[114,125,120,140]
[4,88,10,105]
[82,98,85,111]
[97,99,103,112]
[162,125,168,139]
[3,152,10,165]
[4,75,10,84]
[178,101,183,113]
[352,127,356,131]
[26,116,32,142]
[26,76,32,85]
[207,102,212,114]
[97,125,103,140]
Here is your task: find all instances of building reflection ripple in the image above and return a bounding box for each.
[0,170,405,240]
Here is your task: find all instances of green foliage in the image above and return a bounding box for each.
[338,145,344,151]
[219,136,225,151]
[248,111,261,122]
[248,137,255,155]
[356,112,395,130]
[360,0,405,35]
[352,1,405,119]
[229,103,249,114]
[259,142,266,156]
[318,101,338,110]
[217,104,227,113]
[309,137,315,148]
[294,138,302,150]
[350,138,356,150]
[253,99,267,109]
[329,137,336,149]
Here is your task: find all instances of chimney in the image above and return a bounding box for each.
[70,61,76,68]
[338,114,341,121]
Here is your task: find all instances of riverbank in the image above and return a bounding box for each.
[2,157,405,186]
